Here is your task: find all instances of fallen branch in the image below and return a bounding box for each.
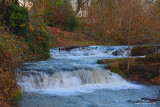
[142,98,160,101]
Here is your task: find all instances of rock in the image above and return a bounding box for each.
[131,46,160,56]
[135,100,142,103]
[97,60,106,64]
[112,48,125,56]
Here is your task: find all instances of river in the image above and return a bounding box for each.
[17,46,160,107]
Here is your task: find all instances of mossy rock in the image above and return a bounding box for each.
[146,52,160,59]
[135,52,160,64]
[131,46,158,56]
[97,58,129,77]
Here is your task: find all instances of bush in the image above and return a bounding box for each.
[25,17,51,60]
[5,4,29,35]
[67,16,78,32]
[31,26,50,59]
[44,0,78,32]
[0,34,26,106]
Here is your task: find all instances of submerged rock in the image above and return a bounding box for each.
[112,48,126,56]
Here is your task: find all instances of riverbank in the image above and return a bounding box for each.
[0,25,115,106]
[47,26,116,48]
[97,52,160,85]
[0,24,50,106]
[1,25,159,106]
[17,45,160,107]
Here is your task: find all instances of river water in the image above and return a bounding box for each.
[17,46,160,107]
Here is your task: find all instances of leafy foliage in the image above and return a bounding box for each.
[27,16,51,60]
[0,22,51,106]
[43,0,78,32]
[0,4,51,106]
[0,34,27,106]
[67,16,78,32]
[5,4,29,35]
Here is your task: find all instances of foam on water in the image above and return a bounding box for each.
[18,45,141,96]
[18,70,141,95]
[50,46,129,59]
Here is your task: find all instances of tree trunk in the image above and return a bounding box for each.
[127,3,133,72]
[76,0,82,16]
[127,39,130,71]
[0,0,14,20]
[1,0,8,20]
[14,0,18,5]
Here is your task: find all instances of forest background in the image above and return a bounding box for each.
[0,0,160,106]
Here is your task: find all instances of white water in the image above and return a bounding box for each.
[50,46,129,59]
[18,46,141,95]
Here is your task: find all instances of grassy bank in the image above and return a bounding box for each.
[97,53,160,84]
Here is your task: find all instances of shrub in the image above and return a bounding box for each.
[25,16,51,60]
[67,16,78,32]
[0,34,25,106]
[5,4,29,35]
[43,0,78,32]
[31,26,50,59]
[43,0,64,27]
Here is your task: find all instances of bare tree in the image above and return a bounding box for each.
[75,0,90,17]
[127,1,133,71]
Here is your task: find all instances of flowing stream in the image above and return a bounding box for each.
[17,46,160,107]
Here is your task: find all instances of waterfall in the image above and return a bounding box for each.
[18,46,140,95]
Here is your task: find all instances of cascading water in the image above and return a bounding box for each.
[18,46,140,95]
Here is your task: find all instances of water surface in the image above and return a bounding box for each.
[17,46,160,107]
